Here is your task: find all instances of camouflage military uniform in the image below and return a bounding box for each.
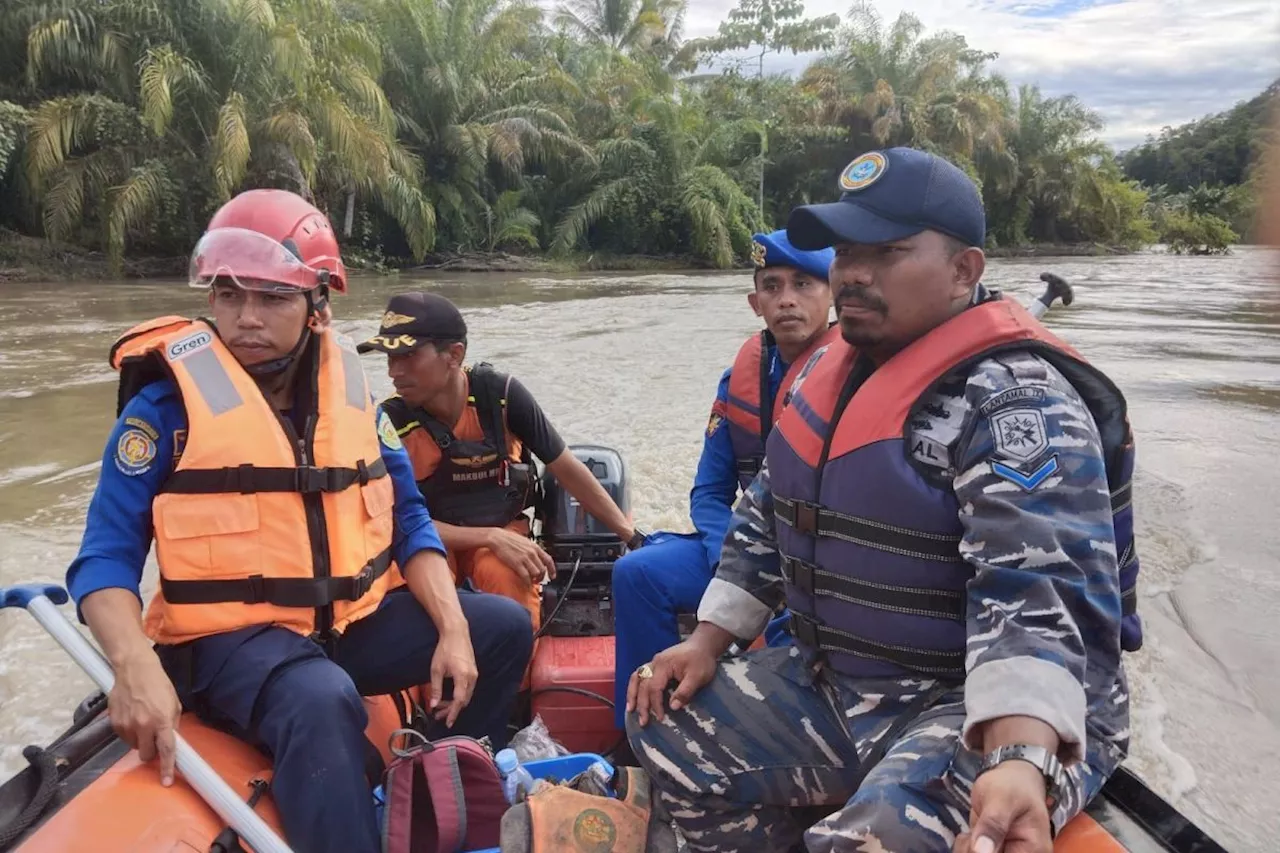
[625,345,1131,853]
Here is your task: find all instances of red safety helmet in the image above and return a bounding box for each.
[189,189,348,294]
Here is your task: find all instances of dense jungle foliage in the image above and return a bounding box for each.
[0,0,1273,272]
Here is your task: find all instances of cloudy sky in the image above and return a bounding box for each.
[664,0,1280,150]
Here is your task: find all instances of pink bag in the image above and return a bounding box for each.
[381,729,508,853]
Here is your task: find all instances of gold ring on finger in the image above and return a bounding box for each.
[636,663,654,680]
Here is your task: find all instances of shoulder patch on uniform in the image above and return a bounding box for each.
[707,399,727,437]
[124,417,159,441]
[115,428,157,476]
[979,385,1047,416]
[990,408,1049,462]
[992,455,1060,491]
[377,410,403,450]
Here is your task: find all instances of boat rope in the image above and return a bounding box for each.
[0,746,61,848]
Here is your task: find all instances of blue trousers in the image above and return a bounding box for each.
[611,533,713,730]
[157,586,533,853]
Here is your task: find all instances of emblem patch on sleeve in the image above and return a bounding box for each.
[115,428,157,476]
[990,408,1048,462]
[377,410,403,450]
[707,400,727,437]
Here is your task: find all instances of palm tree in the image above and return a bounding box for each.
[373,0,590,253]
[15,0,434,270]
[553,92,764,267]
[985,84,1109,245]
[553,0,674,53]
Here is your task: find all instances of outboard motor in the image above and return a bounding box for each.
[536,444,630,637]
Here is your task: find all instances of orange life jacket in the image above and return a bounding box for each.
[382,363,534,528]
[723,324,842,489]
[109,316,397,646]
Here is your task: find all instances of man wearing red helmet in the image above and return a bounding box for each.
[64,189,534,853]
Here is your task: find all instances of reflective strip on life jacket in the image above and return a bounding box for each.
[110,317,396,646]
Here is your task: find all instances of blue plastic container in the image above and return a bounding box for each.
[523,752,613,785]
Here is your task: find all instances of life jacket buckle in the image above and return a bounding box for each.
[782,556,816,595]
[295,466,338,493]
[788,612,821,650]
[793,501,819,535]
[350,565,375,600]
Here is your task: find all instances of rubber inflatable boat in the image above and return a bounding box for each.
[0,278,1230,852]
[0,442,1230,852]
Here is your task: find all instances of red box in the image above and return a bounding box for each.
[529,636,621,756]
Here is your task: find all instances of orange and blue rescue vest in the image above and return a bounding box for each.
[109,316,396,646]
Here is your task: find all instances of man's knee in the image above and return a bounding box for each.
[611,548,652,598]
[465,590,534,663]
[263,658,368,737]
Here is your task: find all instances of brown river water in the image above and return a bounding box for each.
[1,250,1277,850]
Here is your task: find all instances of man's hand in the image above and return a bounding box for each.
[954,761,1053,853]
[109,650,182,787]
[486,527,556,583]
[625,634,720,727]
[427,627,479,729]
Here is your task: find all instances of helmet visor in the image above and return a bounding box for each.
[188,227,325,292]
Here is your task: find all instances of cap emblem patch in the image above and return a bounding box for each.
[839,152,888,192]
[382,311,416,328]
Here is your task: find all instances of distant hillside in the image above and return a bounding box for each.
[1121,80,1278,191]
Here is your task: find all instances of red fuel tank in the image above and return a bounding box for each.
[529,635,621,756]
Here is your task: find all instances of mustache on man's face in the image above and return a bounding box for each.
[835,286,887,314]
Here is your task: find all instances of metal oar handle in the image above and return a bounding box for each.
[0,583,295,853]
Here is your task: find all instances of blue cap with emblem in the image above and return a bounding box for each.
[750,229,834,282]
[785,147,986,250]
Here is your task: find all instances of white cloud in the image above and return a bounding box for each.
[671,0,1280,149]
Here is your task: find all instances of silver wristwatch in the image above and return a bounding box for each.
[978,744,1066,809]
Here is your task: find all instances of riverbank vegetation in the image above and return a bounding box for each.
[0,0,1274,279]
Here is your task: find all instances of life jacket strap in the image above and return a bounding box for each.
[781,554,965,622]
[162,457,387,495]
[775,496,964,563]
[1111,480,1132,514]
[736,456,762,480]
[160,548,393,607]
[787,612,966,678]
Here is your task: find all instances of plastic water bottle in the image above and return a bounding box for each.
[495,748,535,805]
[587,759,614,791]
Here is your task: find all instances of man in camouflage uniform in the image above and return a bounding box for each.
[625,147,1141,853]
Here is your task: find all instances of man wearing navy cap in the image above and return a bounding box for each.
[609,229,836,736]
[625,148,1141,853]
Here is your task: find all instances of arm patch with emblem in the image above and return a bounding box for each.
[707,399,727,437]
